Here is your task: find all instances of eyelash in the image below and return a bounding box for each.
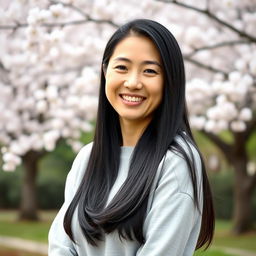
[144,69,157,74]
[115,65,127,71]
[114,66,158,74]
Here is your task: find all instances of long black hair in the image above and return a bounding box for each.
[64,19,214,249]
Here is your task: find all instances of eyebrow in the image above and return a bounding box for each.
[113,57,162,68]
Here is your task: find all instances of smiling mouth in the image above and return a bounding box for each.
[120,94,145,103]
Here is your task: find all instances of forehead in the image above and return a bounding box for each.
[110,35,161,61]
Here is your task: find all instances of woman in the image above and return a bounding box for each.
[48,19,215,255]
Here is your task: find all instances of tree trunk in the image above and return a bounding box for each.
[232,155,253,233]
[19,151,41,220]
[202,130,256,234]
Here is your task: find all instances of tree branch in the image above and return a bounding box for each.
[48,0,119,27]
[0,0,119,31]
[0,61,10,84]
[183,56,229,77]
[48,0,88,18]
[201,130,233,163]
[249,173,256,193]
[156,0,256,43]
[244,116,256,141]
[0,17,118,30]
[0,61,8,71]
[186,40,251,58]
[0,22,27,30]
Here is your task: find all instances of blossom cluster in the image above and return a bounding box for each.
[187,72,254,133]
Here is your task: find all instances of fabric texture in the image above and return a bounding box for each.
[48,137,203,256]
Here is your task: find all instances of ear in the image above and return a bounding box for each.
[102,63,107,77]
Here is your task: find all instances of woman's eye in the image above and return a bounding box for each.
[115,65,127,71]
[144,69,157,74]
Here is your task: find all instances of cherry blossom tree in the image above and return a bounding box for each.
[0,0,255,233]
[0,0,101,219]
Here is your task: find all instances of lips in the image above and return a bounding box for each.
[120,94,145,103]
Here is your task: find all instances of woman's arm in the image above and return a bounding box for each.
[48,143,92,256]
[48,202,78,256]
[137,147,203,256]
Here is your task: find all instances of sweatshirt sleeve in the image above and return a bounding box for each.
[136,146,203,256]
[48,143,92,256]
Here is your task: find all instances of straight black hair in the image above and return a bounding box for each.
[64,19,214,249]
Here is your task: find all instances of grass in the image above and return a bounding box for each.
[0,247,235,256]
[213,220,256,251]
[194,250,235,256]
[0,210,54,243]
[0,246,45,256]
[0,210,256,256]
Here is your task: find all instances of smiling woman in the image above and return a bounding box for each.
[105,35,164,146]
[48,19,215,256]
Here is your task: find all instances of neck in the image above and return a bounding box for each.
[119,118,151,146]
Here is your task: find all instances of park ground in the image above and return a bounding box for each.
[0,210,255,256]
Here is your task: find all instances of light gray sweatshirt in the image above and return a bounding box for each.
[48,138,203,256]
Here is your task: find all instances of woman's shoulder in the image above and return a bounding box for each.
[66,142,93,188]
[74,141,94,162]
[72,141,94,170]
[165,134,201,161]
[162,135,202,197]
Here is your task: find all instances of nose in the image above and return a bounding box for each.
[124,72,142,90]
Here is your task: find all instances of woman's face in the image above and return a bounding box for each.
[105,35,164,128]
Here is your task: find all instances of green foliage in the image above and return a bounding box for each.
[0,144,71,209]
[210,171,234,220]
[194,250,235,256]
[80,130,95,145]
[216,131,234,144]
[193,130,221,155]
[36,133,94,208]
[0,166,22,208]
[0,131,94,209]
[37,180,65,209]
[37,140,76,209]
[209,170,256,221]
[193,130,256,221]
[247,131,256,160]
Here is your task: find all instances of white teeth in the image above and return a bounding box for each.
[122,95,144,102]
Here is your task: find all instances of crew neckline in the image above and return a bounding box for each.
[120,146,134,157]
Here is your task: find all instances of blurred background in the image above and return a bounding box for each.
[0,0,255,255]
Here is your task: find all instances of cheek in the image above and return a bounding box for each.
[154,91,163,109]
[105,72,112,97]
[105,76,118,104]
[151,80,164,103]
[105,82,112,103]
[105,69,122,95]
